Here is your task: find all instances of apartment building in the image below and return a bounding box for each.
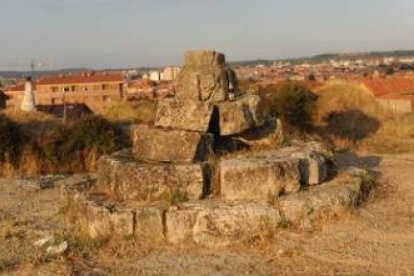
[4,72,125,111]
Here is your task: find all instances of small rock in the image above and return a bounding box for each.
[277,249,293,258]
[46,241,68,257]
[33,236,55,248]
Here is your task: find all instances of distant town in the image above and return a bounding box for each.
[2,49,414,116]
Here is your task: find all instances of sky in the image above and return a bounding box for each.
[0,0,413,70]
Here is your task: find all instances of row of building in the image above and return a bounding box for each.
[2,67,179,111]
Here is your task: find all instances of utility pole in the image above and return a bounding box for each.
[30,59,35,79]
[63,89,67,123]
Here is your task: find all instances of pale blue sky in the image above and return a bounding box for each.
[0,0,413,69]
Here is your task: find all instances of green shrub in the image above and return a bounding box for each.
[259,81,318,127]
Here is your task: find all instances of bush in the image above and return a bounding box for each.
[0,115,24,165]
[35,116,123,172]
[63,116,121,156]
[0,114,125,176]
[259,81,318,128]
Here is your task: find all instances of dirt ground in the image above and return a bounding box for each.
[1,152,414,275]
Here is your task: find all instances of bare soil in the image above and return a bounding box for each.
[1,153,414,275]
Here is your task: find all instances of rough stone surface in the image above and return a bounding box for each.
[279,168,367,223]
[215,94,265,136]
[175,50,238,103]
[219,157,302,203]
[234,145,331,186]
[184,50,226,67]
[165,202,281,246]
[98,153,212,201]
[71,194,165,241]
[132,125,214,163]
[155,99,213,132]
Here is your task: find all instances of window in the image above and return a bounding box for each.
[102,84,109,90]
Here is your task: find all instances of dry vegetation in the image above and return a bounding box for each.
[2,82,414,177]
[0,110,127,177]
[97,100,156,124]
[260,80,414,154]
[313,81,414,153]
[0,101,157,177]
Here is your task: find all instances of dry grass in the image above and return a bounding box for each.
[98,100,156,124]
[313,81,383,122]
[0,113,125,177]
[313,81,414,153]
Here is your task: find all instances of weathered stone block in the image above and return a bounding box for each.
[184,50,225,67]
[219,157,301,203]
[132,125,213,163]
[279,168,366,223]
[215,94,265,136]
[220,159,278,203]
[235,145,331,186]
[155,99,213,132]
[165,202,281,246]
[70,194,165,241]
[134,205,165,241]
[175,50,238,103]
[98,154,212,201]
[73,197,135,240]
[176,66,230,102]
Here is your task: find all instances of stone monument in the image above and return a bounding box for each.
[66,50,370,247]
[20,77,37,112]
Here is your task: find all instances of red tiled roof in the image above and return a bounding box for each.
[362,78,414,98]
[4,84,24,92]
[4,72,125,92]
[36,72,124,85]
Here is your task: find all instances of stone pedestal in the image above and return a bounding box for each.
[69,50,356,248]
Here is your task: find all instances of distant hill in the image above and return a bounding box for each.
[2,50,414,79]
[0,68,90,79]
[230,50,414,67]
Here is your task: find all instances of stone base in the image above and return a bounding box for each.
[68,193,165,241]
[67,167,369,246]
[214,94,265,136]
[165,201,281,247]
[132,125,214,163]
[98,152,213,202]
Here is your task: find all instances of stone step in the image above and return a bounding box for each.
[279,167,370,223]
[67,167,369,247]
[219,157,302,203]
[232,145,331,186]
[98,152,213,202]
[67,193,165,242]
[132,124,214,163]
[165,201,281,247]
